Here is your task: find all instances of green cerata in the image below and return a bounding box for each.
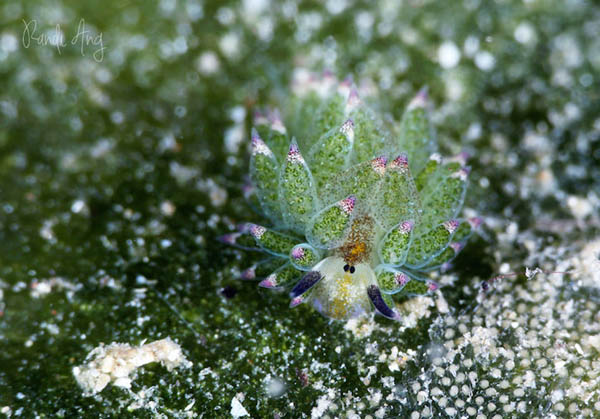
[220,70,481,321]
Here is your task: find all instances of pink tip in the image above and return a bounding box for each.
[452,167,471,181]
[340,75,353,88]
[289,296,304,308]
[408,86,428,110]
[259,276,278,289]
[444,220,460,234]
[428,281,439,292]
[399,221,414,234]
[242,183,254,199]
[254,110,269,125]
[340,119,355,141]
[339,196,356,214]
[250,129,271,155]
[450,242,464,253]
[218,233,237,245]
[395,272,409,286]
[468,217,483,229]
[456,151,471,166]
[291,247,305,260]
[249,224,266,239]
[346,88,361,111]
[269,109,286,134]
[287,142,304,163]
[391,154,409,169]
[241,268,256,280]
[371,156,387,175]
[251,128,261,142]
[237,223,252,233]
[440,262,452,273]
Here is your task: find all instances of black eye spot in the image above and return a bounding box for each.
[349,266,356,274]
[343,264,349,272]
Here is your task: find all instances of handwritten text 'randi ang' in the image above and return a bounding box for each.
[22,18,105,62]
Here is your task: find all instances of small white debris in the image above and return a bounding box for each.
[344,314,376,338]
[224,125,245,153]
[396,296,434,328]
[73,337,192,394]
[435,290,449,314]
[196,51,220,75]
[231,396,250,418]
[197,178,228,207]
[169,161,199,184]
[584,335,600,352]
[71,199,89,215]
[266,376,286,397]
[311,394,333,419]
[525,267,543,280]
[514,22,536,45]
[567,237,600,286]
[220,32,240,59]
[567,195,593,220]
[474,51,495,71]
[160,200,176,217]
[30,277,81,299]
[438,41,461,69]
[39,219,57,241]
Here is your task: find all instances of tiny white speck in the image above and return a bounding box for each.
[475,51,495,71]
[71,200,87,214]
[197,51,220,75]
[438,42,461,69]
[514,22,535,44]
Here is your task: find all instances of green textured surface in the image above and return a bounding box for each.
[348,106,387,164]
[396,105,432,175]
[289,244,319,270]
[379,225,412,266]
[375,158,420,230]
[265,262,300,289]
[1,0,600,418]
[308,201,351,249]
[308,125,354,191]
[279,143,317,233]
[375,268,411,295]
[399,278,430,296]
[250,143,282,223]
[252,227,299,257]
[405,223,453,268]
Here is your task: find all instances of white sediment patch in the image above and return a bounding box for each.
[30,277,81,299]
[231,395,250,418]
[396,296,435,328]
[566,237,600,288]
[73,338,192,394]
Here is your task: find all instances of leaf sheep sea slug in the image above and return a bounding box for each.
[220,70,481,321]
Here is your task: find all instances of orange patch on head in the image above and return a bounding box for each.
[339,216,375,265]
[350,242,366,257]
[343,242,366,265]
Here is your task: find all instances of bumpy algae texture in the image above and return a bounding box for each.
[1,0,599,417]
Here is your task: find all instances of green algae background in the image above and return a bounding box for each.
[1,0,599,417]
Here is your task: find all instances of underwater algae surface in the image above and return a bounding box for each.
[0,0,599,417]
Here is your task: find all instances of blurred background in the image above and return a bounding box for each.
[0,0,599,416]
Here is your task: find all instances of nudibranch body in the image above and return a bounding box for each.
[220,70,480,321]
